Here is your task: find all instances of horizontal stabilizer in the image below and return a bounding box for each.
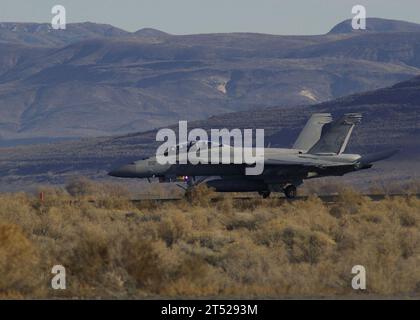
[359,149,399,167]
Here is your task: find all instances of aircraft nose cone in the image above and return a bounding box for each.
[108,164,137,177]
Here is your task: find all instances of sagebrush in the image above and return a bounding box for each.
[0,183,419,298]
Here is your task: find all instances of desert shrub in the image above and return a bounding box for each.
[67,224,113,279]
[334,188,368,215]
[135,199,161,211]
[187,230,234,252]
[334,228,358,252]
[329,205,345,218]
[161,252,222,297]
[65,176,98,197]
[184,185,216,207]
[399,211,417,227]
[399,228,419,259]
[93,183,132,210]
[222,211,259,231]
[217,239,278,285]
[235,198,264,211]
[0,188,418,298]
[361,212,383,224]
[0,193,41,234]
[65,177,132,210]
[281,225,334,264]
[122,240,168,292]
[158,211,193,246]
[0,223,41,298]
[253,218,285,247]
[215,195,234,214]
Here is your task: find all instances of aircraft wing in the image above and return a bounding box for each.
[264,156,353,168]
[264,149,398,170]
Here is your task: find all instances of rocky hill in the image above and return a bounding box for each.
[0,18,419,143]
[0,73,418,190]
[329,17,420,34]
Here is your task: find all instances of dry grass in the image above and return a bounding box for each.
[0,182,419,299]
[302,177,420,196]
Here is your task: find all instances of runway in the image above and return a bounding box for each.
[129,193,419,204]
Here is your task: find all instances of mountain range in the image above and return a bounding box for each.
[0,71,418,189]
[0,18,419,143]
[0,17,418,190]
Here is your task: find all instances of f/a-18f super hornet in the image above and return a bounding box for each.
[109,113,398,198]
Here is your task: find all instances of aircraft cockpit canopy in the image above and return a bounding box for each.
[163,140,226,156]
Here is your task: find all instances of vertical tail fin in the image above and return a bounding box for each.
[308,113,362,154]
[293,113,332,151]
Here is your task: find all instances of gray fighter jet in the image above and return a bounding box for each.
[109,113,398,198]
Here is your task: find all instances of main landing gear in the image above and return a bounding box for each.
[258,185,297,199]
[283,185,297,199]
[258,191,271,199]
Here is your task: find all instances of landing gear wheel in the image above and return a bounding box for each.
[259,191,271,199]
[284,185,297,199]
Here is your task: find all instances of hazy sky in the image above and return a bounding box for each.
[1,0,420,34]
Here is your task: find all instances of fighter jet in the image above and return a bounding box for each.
[108,113,398,198]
